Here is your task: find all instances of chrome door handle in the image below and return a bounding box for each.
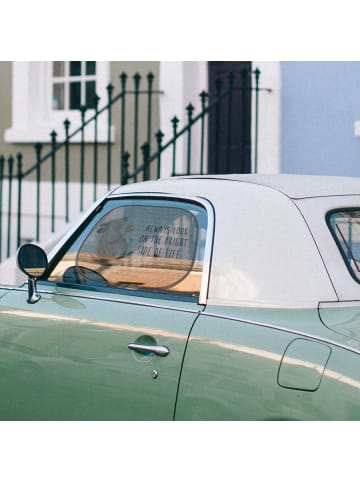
[128,343,170,357]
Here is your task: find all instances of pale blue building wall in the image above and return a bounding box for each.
[281,61,360,176]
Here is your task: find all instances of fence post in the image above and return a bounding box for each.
[141,142,150,181]
[93,94,100,201]
[133,73,141,182]
[120,72,127,180]
[50,130,57,232]
[171,116,179,176]
[253,67,260,174]
[155,130,164,179]
[34,143,42,242]
[186,103,194,175]
[199,91,208,175]
[121,151,130,185]
[79,105,87,212]
[64,118,70,223]
[16,153,23,249]
[6,155,14,257]
[147,72,154,149]
[106,83,114,190]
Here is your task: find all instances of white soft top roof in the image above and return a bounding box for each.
[169,174,360,199]
[112,174,360,199]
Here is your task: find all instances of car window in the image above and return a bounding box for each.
[47,197,208,299]
[327,208,360,282]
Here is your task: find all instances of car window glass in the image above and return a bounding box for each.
[47,198,208,298]
[328,209,360,282]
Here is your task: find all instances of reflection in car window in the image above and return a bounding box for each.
[328,209,360,282]
[48,198,208,298]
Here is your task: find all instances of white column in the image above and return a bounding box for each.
[252,61,281,174]
[159,61,207,177]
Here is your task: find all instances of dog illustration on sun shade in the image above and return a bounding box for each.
[96,217,134,258]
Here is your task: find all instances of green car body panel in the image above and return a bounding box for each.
[1,174,360,420]
[0,285,200,420]
[175,306,360,420]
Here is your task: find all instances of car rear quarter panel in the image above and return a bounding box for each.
[175,307,360,420]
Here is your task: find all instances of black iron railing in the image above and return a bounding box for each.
[0,67,270,262]
[0,72,162,262]
[121,68,271,183]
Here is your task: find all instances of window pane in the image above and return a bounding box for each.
[48,199,208,298]
[70,61,81,76]
[70,81,81,109]
[52,83,64,110]
[86,61,96,75]
[328,209,360,282]
[85,81,96,108]
[53,61,64,77]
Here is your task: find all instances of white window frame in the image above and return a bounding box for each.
[51,61,97,112]
[5,61,112,143]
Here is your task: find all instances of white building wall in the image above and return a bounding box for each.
[252,61,281,174]
[159,61,281,176]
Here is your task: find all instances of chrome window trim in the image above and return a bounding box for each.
[11,285,203,315]
[48,192,215,305]
[326,207,360,286]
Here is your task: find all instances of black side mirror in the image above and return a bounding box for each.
[17,244,48,303]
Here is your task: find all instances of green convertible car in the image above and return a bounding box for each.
[1,173,360,420]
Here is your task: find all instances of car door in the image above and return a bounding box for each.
[0,195,212,421]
